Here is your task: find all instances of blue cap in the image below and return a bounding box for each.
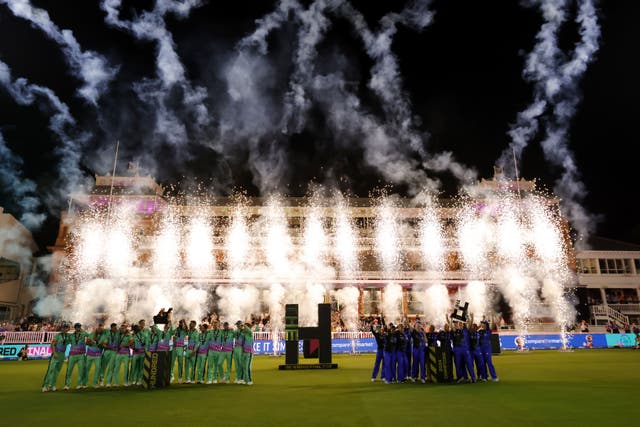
[73,323,81,328]
[61,323,69,329]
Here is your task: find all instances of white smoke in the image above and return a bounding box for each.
[0,132,45,229]
[500,0,601,242]
[0,59,89,210]
[265,283,286,353]
[414,283,450,328]
[215,285,260,325]
[100,0,209,146]
[65,279,127,326]
[461,281,490,321]
[1,0,118,104]
[333,285,359,331]
[382,282,403,325]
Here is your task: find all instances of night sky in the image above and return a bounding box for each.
[0,0,639,254]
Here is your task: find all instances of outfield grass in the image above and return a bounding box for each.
[0,350,638,426]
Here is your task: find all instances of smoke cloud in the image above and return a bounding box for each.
[499,0,601,243]
[1,0,118,105]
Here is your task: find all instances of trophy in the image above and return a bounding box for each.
[451,300,469,322]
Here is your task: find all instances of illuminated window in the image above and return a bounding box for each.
[577,258,597,274]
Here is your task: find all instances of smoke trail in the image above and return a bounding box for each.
[281,0,338,133]
[1,0,118,104]
[0,59,88,210]
[225,0,475,194]
[334,0,432,152]
[499,0,600,241]
[239,0,303,54]
[100,0,209,145]
[0,132,45,229]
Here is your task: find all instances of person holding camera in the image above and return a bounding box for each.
[171,319,188,383]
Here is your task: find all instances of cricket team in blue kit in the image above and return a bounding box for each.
[370,315,499,384]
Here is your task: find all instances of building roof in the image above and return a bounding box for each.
[584,236,640,252]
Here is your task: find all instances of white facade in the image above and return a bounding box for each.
[575,238,640,325]
[0,207,37,321]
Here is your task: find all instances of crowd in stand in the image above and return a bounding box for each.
[41,309,255,392]
[369,314,499,385]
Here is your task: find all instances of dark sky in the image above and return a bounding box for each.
[0,0,639,252]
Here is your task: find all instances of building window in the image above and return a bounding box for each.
[0,258,20,283]
[0,306,9,321]
[577,258,597,274]
[362,288,381,315]
[407,291,423,314]
[599,259,627,274]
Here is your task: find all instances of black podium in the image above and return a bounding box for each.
[142,350,171,389]
[426,346,453,383]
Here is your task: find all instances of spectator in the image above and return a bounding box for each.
[612,321,620,334]
[18,344,29,361]
[579,320,589,333]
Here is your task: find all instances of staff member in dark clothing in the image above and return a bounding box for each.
[370,323,386,382]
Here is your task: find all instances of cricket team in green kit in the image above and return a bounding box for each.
[41,313,255,392]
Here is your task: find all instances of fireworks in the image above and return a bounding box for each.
[62,186,576,339]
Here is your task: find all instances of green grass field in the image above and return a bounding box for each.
[0,350,638,426]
